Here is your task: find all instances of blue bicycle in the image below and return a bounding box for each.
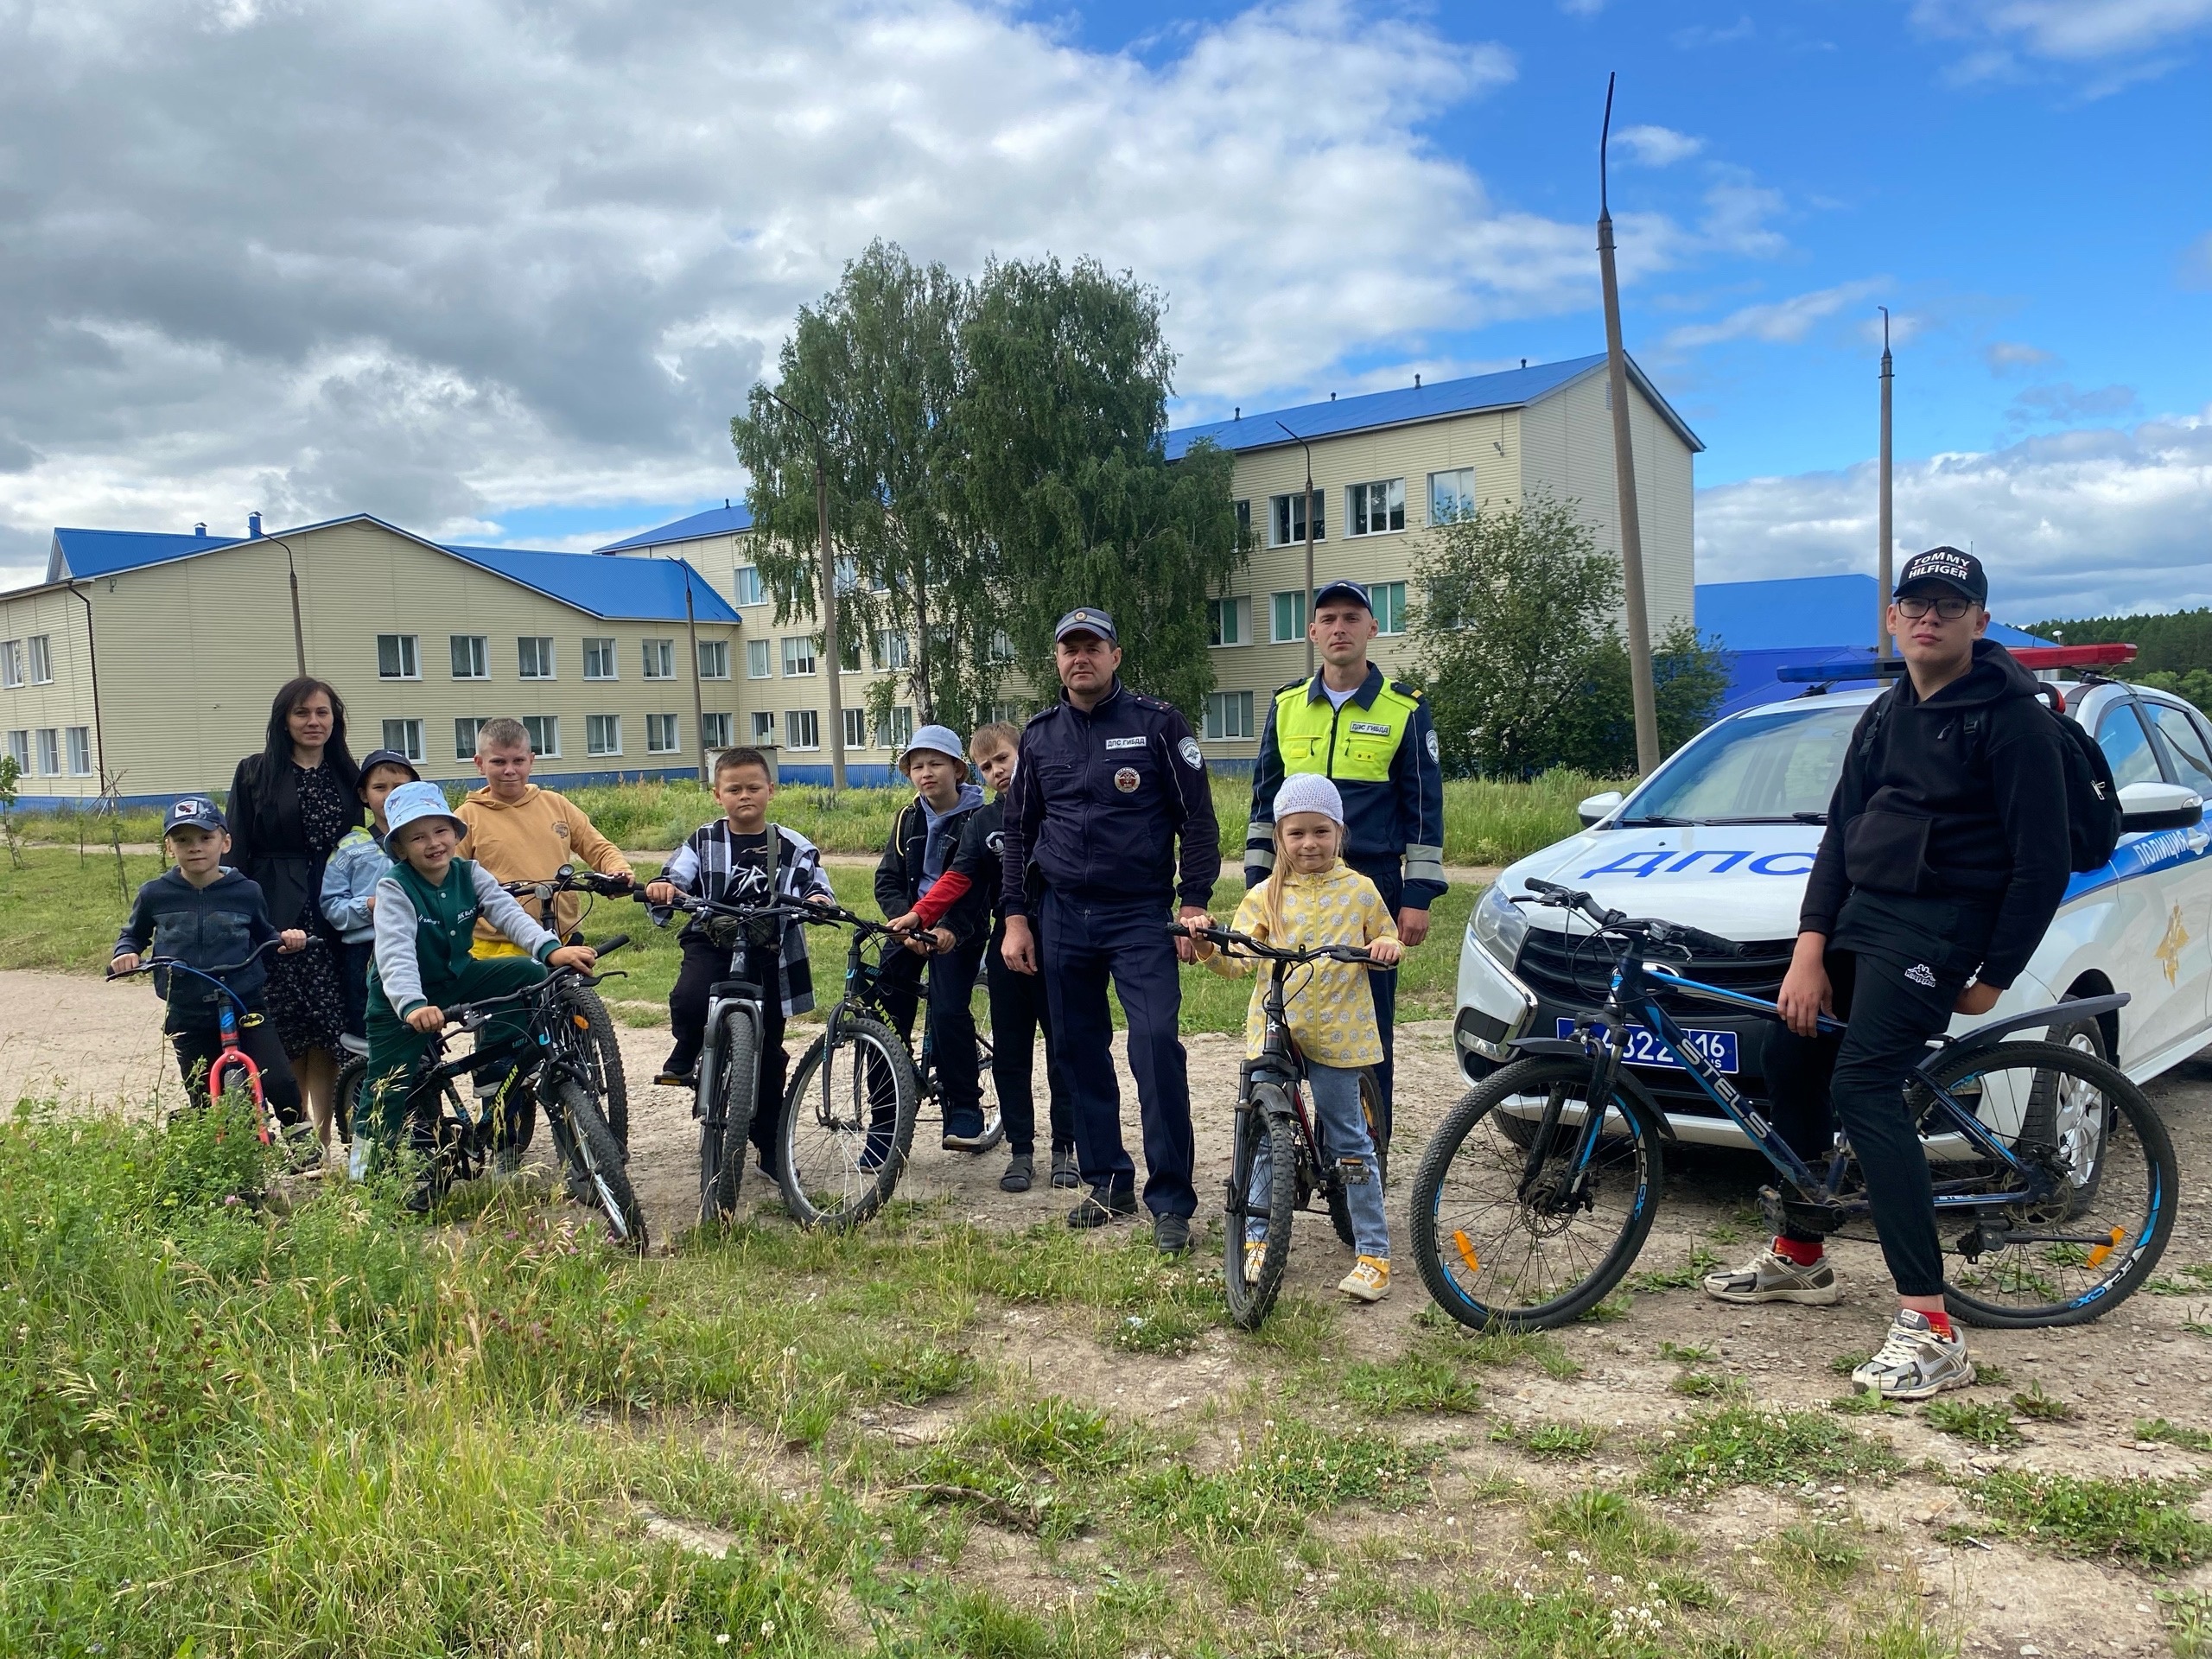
[1410,879,2177,1332]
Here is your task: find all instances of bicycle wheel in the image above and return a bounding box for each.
[556,981,630,1154]
[779,1014,918,1231]
[545,1077,648,1251]
[1224,1089,1299,1329]
[1409,1055,1663,1332]
[699,1006,760,1225]
[334,1056,365,1145]
[969,1034,1006,1153]
[1325,1069,1391,1249]
[1922,1040,2176,1328]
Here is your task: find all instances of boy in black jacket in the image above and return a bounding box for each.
[876,723,989,1151]
[1703,548,2071,1399]
[111,798,308,1121]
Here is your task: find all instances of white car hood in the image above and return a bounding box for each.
[1500,823,1824,942]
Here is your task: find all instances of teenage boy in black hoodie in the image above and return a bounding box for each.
[1703,547,2071,1400]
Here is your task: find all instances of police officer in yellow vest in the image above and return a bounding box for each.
[1246,579,1445,1147]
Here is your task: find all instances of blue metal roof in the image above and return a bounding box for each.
[594,502,754,553]
[48,526,245,582]
[39,515,736,625]
[1695,575,2050,652]
[1162,353,1703,461]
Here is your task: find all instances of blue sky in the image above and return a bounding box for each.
[2,0,2205,620]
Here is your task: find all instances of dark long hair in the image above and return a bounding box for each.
[260,676,359,791]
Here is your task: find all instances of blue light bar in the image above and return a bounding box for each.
[1775,658,1907,683]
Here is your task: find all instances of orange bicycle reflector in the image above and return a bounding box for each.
[2085,1226,2125,1268]
[572,1014,591,1031]
[1451,1230,1480,1274]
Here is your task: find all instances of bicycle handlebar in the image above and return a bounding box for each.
[1168,920,1384,968]
[640,889,943,950]
[434,935,630,1029]
[1515,878,1743,959]
[500,863,635,899]
[106,932,320,983]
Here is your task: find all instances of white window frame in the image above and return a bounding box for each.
[518,637,556,680]
[987,629,1014,664]
[641,638,675,680]
[381,718,425,762]
[1203,690,1255,741]
[1270,590,1306,645]
[782,636,817,677]
[0,640,21,690]
[842,707,870,750]
[1428,467,1477,525]
[67,726,92,776]
[1366,580,1408,637]
[746,638,772,679]
[376,634,420,681]
[449,634,488,679]
[645,713,680,753]
[1346,478,1406,537]
[877,630,912,671]
[454,717,484,760]
[28,635,53,684]
[733,565,765,607]
[785,709,821,750]
[582,636,620,681]
[4,729,27,769]
[700,711,732,749]
[1268,491,1323,547]
[696,639,730,680]
[522,714,560,756]
[1208,595,1249,648]
[988,701,1027,728]
[750,710,777,744]
[35,728,60,776]
[880,705,914,751]
[586,714,623,756]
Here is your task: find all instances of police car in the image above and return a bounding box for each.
[1454,663,2212,1145]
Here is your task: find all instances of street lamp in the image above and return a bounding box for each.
[766,391,848,793]
[1275,421,1317,679]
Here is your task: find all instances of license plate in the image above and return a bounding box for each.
[1556,1019,1738,1073]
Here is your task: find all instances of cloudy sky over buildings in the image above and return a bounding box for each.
[2,0,2205,620]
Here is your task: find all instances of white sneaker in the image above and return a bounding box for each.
[1243,1240,1267,1287]
[1850,1309,1974,1401]
[1702,1247,1841,1306]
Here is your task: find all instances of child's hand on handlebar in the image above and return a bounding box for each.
[645,880,677,905]
[278,929,308,954]
[111,951,140,976]
[548,944,597,972]
[1366,938,1403,967]
[1954,981,2001,1018]
[407,1005,445,1033]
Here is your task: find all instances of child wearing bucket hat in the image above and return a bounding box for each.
[874,723,993,1151]
[1194,772,1402,1302]
[359,780,598,1202]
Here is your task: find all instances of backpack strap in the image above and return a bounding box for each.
[762,823,785,895]
[1857,688,1894,764]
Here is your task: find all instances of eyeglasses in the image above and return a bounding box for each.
[1896,594,1974,621]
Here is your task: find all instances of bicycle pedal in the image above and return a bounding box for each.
[1337,1158,1371,1186]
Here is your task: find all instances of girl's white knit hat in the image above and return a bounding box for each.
[1273,772,1344,826]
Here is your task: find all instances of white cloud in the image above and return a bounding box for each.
[1986,340,2057,372]
[1662,279,1886,351]
[1615,124,1705,166]
[1913,0,2212,60]
[2182,230,2212,289]
[1695,406,2212,619]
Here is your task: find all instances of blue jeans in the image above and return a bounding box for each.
[1246,1062,1389,1258]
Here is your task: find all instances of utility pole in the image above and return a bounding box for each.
[1597,73,1661,777]
[678,558,710,780]
[1276,422,1317,678]
[768,391,847,793]
[1877,307,1895,660]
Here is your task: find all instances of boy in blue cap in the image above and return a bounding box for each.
[111,797,308,1121]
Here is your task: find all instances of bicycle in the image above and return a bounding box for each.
[1409,879,2178,1332]
[351,934,646,1249]
[107,936,323,1159]
[1173,921,1389,1329]
[496,865,635,1152]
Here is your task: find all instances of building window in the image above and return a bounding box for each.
[842,707,869,750]
[646,713,680,753]
[733,565,764,607]
[1269,491,1323,546]
[35,728,60,776]
[381,719,425,762]
[1234,499,1252,547]
[587,714,622,756]
[839,635,862,673]
[67,726,92,776]
[833,556,860,596]
[376,634,420,680]
[697,639,730,679]
[1204,690,1255,741]
[1271,590,1306,644]
[0,640,22,689]
[454,717,484,760]
[450,634,487,679]
[522,715,560,756]
[880,706,914,751]
[987,630,1014,664]
[785,709,821,750]
[878,630,912,671]
[1366,580,1408,636]
[1429,467,1477,524]
[1347,479,1405,537]
[782,637,817,677]
[746,638,772,678]
[700,712,732,749]
[583,637,619,680]
[988,701,1027,728]
[750,711,776,744]
[1208,596,1249,647]
[4,730,26,770]
[28,636,53,684]
[518,637,556,680]
[641,638,675,680]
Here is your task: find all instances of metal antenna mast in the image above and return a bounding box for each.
[1877,306,1895,660]
[1598,73,1660,775]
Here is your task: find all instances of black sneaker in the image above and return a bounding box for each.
[1067,1183,1138,1229]
[1154,1212,1192,1255]
[1050,1145,1081,1189]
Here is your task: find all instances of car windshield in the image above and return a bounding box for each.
[1621,701,1864,823]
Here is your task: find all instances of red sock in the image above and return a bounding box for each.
[1915,1308,1955,1338]
[1771,1235,1824,1268]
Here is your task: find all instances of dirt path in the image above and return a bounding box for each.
[9,963,2210,1655]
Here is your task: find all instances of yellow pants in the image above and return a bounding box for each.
[471,939,531,960]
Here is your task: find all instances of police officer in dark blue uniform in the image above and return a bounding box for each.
[999,607,1221,1253]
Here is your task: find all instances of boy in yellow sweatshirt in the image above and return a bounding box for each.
[454,716,635,953]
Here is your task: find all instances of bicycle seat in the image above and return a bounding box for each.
[710,978,765,998]
[339,1033,369,1058]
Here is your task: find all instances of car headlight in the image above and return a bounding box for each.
[1470,880,1529,965]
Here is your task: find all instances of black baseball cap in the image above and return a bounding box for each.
[165,797,227,836]
[358,747,422,783]
[1313,578,1372,613]
[1053,607,1117,644]
[1894,545,1987,607]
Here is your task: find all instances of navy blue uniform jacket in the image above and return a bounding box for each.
[1000,680,1221,918]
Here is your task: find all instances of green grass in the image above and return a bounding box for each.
[1947,1470,2212,1567]
[2010,1382,2079,1423]
[1625,1245,1722,1293]
[2136,1417,2212,1454]
[1503,1420,1608,1459]
[1337,1341,1486,1415]
[1637,1406,1903,1502]
[1921,1399,2023,1449]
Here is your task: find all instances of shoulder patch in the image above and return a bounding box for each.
[1179,736,1205,770]
[1274,677,1309,695]
[1389,679,1422,700]
[1132,691,1172,711]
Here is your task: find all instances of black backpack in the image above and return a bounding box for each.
[1858,684,2122,874]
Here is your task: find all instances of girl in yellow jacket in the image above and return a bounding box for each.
[1197,773,1402,1301]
